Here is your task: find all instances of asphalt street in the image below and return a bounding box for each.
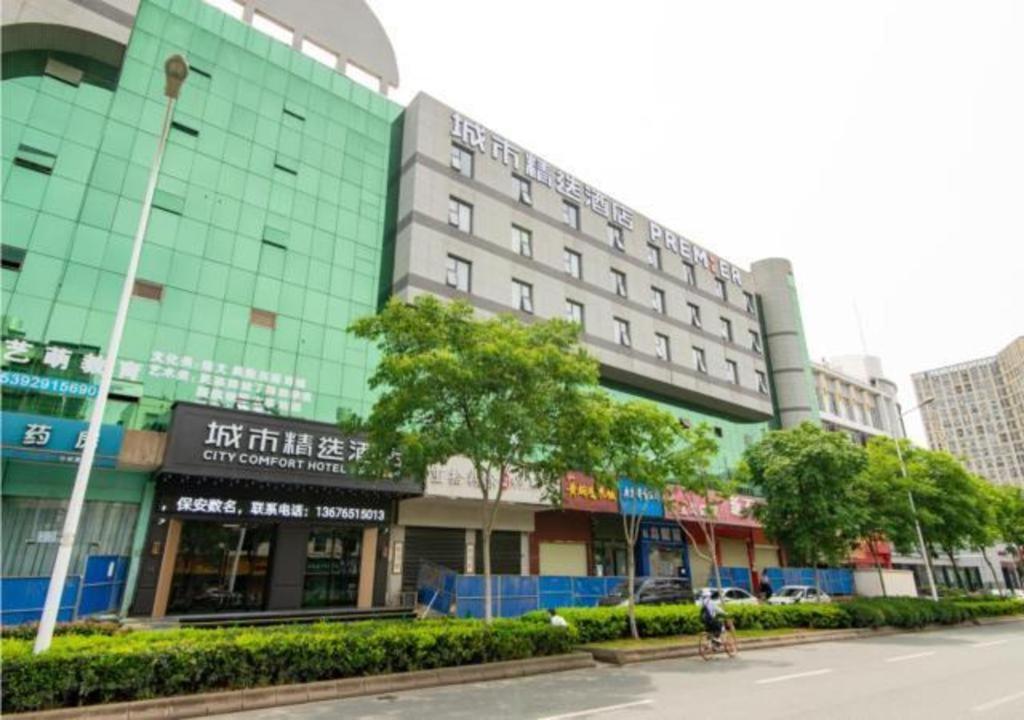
[211,621,1024,720]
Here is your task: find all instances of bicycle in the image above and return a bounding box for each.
[698,617,738,660]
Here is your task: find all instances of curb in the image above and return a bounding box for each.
[587,615,1024,665]
[10,652,597,720]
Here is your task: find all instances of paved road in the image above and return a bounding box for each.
[212,622,1024,720]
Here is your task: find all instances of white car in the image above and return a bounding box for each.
[767,585,831,605]
[694,586,759,605]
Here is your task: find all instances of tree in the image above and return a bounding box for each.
[743,423,867,591]
[346,296,599,622]
[854,437,931,597]
[663,425,731,597]
[577,396,717,639]
[993,485,1024,588]
[905,449,992,591]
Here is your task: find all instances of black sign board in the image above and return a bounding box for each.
[155,476,392,525]
[160,403,418,494]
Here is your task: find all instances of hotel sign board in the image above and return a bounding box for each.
[450,111,744,287]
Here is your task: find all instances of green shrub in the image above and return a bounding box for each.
[0,620,127,640]
[0,619,576,713]
[532,598,1023,644]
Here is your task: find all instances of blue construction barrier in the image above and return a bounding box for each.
[0,554,130,625]
[717,566,753,591]
[764,567,854,596]
[0,576,81,626]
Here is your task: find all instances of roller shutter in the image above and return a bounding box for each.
[720,538,750,569]
[402,527,466,592]
[539,542,588,576]
[475,530,522,575]
[688,541,713,587]
[754,545,780,572]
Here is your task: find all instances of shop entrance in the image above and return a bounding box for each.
[168,521,274,614]
[302,528,363,607]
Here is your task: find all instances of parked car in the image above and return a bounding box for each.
[767,585,831,605]
[988,588,1024,600]
[598,577,694,607]
[693,586,759,605]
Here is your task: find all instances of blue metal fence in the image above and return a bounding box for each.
[764,567,854,596]
[0,554,130,625]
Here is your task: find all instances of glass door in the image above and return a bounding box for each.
[168,521,274,614]
[302,528,362,607]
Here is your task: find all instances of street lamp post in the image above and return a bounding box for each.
[33,56,189,654]
[895,397,939,602]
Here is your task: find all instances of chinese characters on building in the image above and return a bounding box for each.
[451,112,635,229]
[170,495,385,522]
[201,419,368,474]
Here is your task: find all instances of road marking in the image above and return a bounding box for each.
[755,669,833,685]
[885,651,936,663]
[971,640,1008,648]
[537,699,653,720]
[972,689,1024,713]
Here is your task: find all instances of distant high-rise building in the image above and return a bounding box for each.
[812,354,904,445]
[912,337,1024,489]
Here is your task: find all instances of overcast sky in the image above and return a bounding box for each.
[370,0,1024,443]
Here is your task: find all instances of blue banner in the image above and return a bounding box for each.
[0,412,124,468]
[1,370,99,398]
[618,478,664,517]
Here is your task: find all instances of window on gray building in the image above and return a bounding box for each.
[744,291,756,315]
[607,223,625,252]
[692,346,707,374]
[513,279,534,314]
[446,255,472,292]
[655,333,671,362]
[725,359,739,384]
[563,201,580,230]
[647,244,662,270]
[448,197,472,233]
[450,143,473,177]
[563,248,582,279]
[512,225,532,258]
[614,317,631,347]
[651,286,666,314]
[513,174,532,205]
[611,268,628,298]
[565,299,584,327]
[682,262,696,285]
[720,317,733,342]
[715,277,728,301]
[688,302,702,329]
[750,330,762,354]
[756,370,769,394]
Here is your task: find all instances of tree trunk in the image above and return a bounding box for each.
[946,550,965,591]
[709,525,724,597]
[870,539,888,598]
[979,547,1003,593]
[482,524,493,623]
[814,565,823,596]
[626,537,639,640]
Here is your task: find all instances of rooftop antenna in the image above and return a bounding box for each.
[853,301,869,355]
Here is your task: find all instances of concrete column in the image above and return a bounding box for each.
[357,527,378,608]
[751,258,820,428]
[385,524,405,606]
[150,518,181,618]
[465,528,476,575]
[520,532,530,576]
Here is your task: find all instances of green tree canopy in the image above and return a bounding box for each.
[743,423,867,577]
[574,395,718,638]
[347,296,600,621]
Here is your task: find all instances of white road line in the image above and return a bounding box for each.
[755,669,833,685]
[537,699,654,720]
[972,689,1024,713]
[971,640,1009,648]
[885,651,936,663]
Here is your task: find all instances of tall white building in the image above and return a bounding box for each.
[812,354,904,444]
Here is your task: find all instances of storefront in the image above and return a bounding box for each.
[531,472,620,577]
[130,403,417,617]
[387,456,546,605]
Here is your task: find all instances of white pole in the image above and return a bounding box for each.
[33,57,188,654]
[893,435,940,602]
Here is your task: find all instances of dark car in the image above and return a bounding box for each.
[597,577,694,607]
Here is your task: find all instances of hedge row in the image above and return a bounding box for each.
[0,619,576,713]
[522,598,1024,644]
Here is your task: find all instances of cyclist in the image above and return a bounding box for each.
[698,589,726,647]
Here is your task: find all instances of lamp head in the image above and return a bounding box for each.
[164,54,189,99]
